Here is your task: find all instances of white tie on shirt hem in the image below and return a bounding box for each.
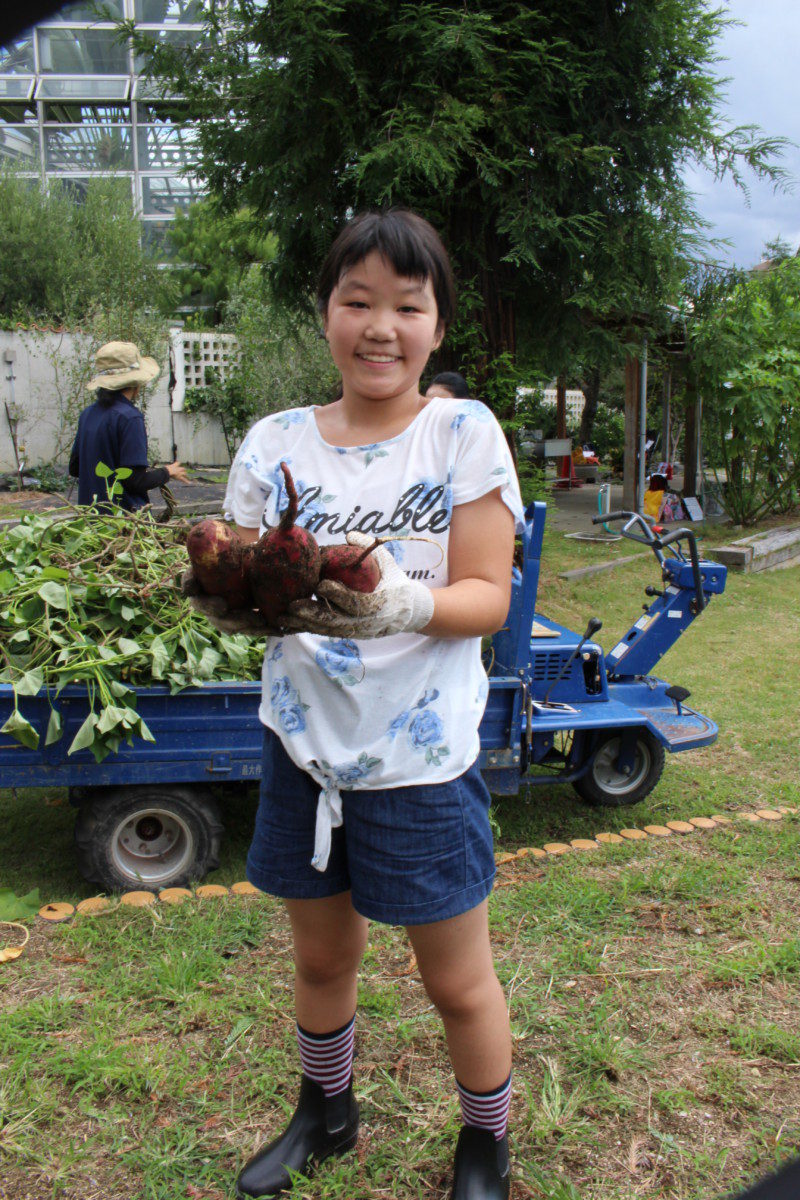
[311,780,343,872]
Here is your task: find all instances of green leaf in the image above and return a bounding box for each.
[0,709,40,750]
[135,715,156,744]
[96,705,130,735]
[150,636,171,680]
[0,569,16,593]
[67,712,99,756]
[120,603,137,622]
[115,467,132,480]
[37,580,69,609]
[14,668,44,697]
[117,637,141,656]
[45,707,64,745]
[94,462,112,479]
[197,647,222,678]
[39,566,70,581]
[0,887,40,921]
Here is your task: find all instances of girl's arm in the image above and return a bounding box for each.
[421,488,514,638]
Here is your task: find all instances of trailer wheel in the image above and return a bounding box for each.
[573,730,665,807]
[74,786,224,892]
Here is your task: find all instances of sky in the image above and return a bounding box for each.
[684,0,800,268]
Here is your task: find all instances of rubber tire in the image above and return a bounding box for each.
[74,786,224,892]
[572,730,665,807]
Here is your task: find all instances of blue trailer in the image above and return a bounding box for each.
[0,503,726,891]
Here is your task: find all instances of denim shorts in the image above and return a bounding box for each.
[246,727,496,926]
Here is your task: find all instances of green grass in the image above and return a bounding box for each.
[2,820,800,1198]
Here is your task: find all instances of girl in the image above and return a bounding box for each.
[208,209,523,1198]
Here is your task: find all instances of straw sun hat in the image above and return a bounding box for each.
[87,341,161,391]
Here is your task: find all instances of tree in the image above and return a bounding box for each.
[167,198,277,322]
[683,256,800,523]
[183,264,339,459]
[138,0,785,423]
[0,169,171,327]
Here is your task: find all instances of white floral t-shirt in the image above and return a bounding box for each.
[224,398,524,870]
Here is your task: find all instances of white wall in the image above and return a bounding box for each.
[0,330,231,473]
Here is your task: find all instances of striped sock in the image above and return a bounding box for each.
[456,1072,512,1141]
[296,1015,356,1098]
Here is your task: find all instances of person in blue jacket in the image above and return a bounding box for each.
[69,340,187,510]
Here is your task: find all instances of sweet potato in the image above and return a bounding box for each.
[319,539,381,593]
[248,463,321,621]
[186,519,251,608]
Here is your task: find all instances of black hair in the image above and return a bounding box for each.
[316,208,457,331]
[96,386,122,406]
[428,371,470,398]
[649,474,668,491]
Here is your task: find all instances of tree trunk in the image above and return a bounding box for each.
[683,386,699,498]
[578,367,600,446]
[556,375,567,439]
[660,371,671,467]
[438,207,517,416]
[623,355,639,510]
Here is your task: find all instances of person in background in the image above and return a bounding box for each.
[642,472,669,522]
[425,370,471,400]
[69,340,187,510]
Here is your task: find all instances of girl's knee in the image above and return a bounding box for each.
[423,969,502,1021]
[294,939,364,988]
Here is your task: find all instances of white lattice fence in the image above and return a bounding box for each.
[169,331,240,411]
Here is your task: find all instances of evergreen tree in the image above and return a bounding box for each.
[139,0,785,416]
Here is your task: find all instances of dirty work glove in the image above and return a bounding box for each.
[181,568,290,638]
[287,531,435,639]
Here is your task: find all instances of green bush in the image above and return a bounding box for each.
[0,169,173,327]
[182,265,339,459]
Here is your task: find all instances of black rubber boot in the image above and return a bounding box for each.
[449,1125,511,1200]
[236,1075,359,1198]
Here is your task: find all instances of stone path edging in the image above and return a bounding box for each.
[13,806,795,934]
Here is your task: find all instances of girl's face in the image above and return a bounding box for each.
[324,250,443,406]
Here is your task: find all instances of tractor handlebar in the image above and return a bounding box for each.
[591,510,706,609]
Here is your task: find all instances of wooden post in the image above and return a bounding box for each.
[623,355,639,510]
[683,387,698,498]
[555,375,567,438]
[661,371,671,467]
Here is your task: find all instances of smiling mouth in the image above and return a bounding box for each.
[358,353,399,364]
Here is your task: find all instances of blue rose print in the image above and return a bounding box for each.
[386,692,449,765]
[279,704,307,735]
[270,676,310,736]
[408,710,443,748]
[414,476,453,522]
[273,409,308,429]
[319,752,383,786]
[270,676,294,707]
[387,710,411,740]
[268,641,284,663]
[357,442,389,467]
[265,461,332,528]
[408,709,450,766]
[315,639,365,688]
[450,400,494,431]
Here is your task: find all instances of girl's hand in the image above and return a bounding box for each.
[287,532,434,639]
[181,568,288,637]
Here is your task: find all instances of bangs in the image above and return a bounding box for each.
[317,209,456,329]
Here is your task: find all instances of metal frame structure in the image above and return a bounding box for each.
[0,0,205,251]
